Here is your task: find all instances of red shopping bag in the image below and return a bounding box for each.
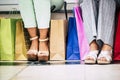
[114,11,120,61]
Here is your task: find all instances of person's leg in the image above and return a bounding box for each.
[39,29,49,51]
[90,40,99,51]
[18,0,36,28]
[81,0,99,63]
[19,0,38,60]
[97,0,116,47]
[33,0,50,61]
[27,28,38,53]
[97,0,116,64]
[81,0,97,45]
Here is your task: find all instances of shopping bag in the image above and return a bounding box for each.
[23,28,31,51]
[74,6,89,60]
[0,19,1,60]
[15,20,27,60]
[0,18,18,61]
[66,17,80,60]
[50,20,67,60]
[113,11,120,61]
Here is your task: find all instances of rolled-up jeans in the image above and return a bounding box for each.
[18,0,64,29]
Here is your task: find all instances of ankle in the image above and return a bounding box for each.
[39,38,49,41]
[39,38,49,51]
[31,37,38,45]
[30,36,38,44]
[39,41,48,46]
[102,44,112,51]
[29,36,39,50]
[90,40,99,51]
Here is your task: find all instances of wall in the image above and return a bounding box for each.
[0,0,18,11]
[0,0,75,11]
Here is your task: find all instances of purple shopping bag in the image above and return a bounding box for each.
[74,5,90,60]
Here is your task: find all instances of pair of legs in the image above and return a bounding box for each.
[19,0,51,61]
[81,0,116,64]
[19,0,64,61]
[89,40,112,63]
[28,28,49,61]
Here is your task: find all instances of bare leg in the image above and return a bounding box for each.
[38,28,49,61]
[27,28,38,61]
[27,28,38,50]
[86,40,99,61]
[39,29,49,51]
[90,40,99,51]
[102,44,112,51]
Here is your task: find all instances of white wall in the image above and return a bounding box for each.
[0,0,18,11]
[0,0,75,11]
[64,0,76,3]
[0,0,18,4]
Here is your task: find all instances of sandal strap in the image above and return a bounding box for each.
[38,51,49,56]
[98,50,112,61]
[85,50,99,61]
[27,50,38,55]
[39,38,49,42]
[30,36,38,41]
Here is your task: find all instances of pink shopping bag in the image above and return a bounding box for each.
[74,5,90,60]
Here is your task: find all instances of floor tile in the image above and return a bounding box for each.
[11,65,85,80]
[0,66,27,80]
[84,64,120,80]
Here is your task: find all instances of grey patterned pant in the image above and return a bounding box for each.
[80,0,116,47]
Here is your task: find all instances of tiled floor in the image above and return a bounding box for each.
[0,61,120,80]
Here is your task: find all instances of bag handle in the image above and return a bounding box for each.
[64,1,68,20]
[51,1,68,20]
[7,8,19,18]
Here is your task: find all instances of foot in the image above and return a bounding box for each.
[97,44,112,64]
[27,36,38,61]
[38,38,49,61]
[97,50,112,64]
[84,40,99,64]
[84,50,99,64]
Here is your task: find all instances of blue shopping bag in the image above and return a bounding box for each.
[66,17,80,60]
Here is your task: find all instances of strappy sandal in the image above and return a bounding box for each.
[27,36,38,61]
[97,50,112,64]
[84,50,99,64]
[38,38,49,61]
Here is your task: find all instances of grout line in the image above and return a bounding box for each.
[9,66,29,80]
